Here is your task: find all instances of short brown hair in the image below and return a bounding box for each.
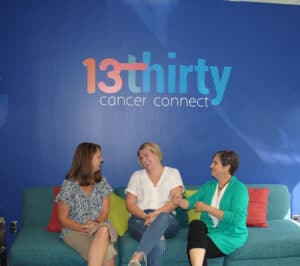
[213,150,239,175]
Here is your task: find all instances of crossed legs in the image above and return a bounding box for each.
[187,220,224,266]
[128,211,179,266]
[63,226,115,266]
[88,226,114,266]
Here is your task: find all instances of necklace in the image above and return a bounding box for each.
[218,178,230,190]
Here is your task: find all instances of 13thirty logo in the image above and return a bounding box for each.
[83,51,232,108]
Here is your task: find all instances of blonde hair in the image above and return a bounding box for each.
[137,142,163,166]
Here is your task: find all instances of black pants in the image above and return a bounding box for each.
[187,220,225,266]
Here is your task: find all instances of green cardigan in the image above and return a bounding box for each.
[187,176,249,255]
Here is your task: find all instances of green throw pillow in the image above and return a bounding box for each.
[109,193,129,236]
[184,190,201,223]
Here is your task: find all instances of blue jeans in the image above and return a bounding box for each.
[128,210,179,266]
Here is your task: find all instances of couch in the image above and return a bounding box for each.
[9,184,300,266]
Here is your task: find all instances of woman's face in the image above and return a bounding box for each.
[210,154,230,180]
[91,148,103,173]
[138,148,160,171]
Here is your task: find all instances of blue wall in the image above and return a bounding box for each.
[1,0,300,246]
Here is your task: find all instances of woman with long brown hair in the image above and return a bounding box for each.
[57,142,116,266]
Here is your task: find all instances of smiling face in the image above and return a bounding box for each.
[138,148,161,171]
[91,148,103,173]
[210,154,230,180]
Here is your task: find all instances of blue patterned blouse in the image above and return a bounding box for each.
[56,176,113,236]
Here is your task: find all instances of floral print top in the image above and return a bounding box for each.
[56,176,113,236]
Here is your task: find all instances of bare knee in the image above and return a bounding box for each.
[95,226,109,241]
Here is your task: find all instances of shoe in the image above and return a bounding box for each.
[128,259,141,266]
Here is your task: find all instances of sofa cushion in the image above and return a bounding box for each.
[23,187,54,227]
[109,193,129,236]
[227,219,300,261]
[9,227,86,265]
[184,189,201,222]
[247,184,290,220]
[247,188,269,227]
[9,226,120,266]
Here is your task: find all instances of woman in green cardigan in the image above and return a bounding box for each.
[174,150,249,266]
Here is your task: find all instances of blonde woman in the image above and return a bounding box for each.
[126,142,184,266]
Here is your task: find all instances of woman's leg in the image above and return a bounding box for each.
[189,248,206,266]
[103,257,114,266]
[204,236,225,262]
[128,214,148,241]
[187,220,224,266]
[133,212,179,266]
[146,213,178,266]
[63,227,116,266]
[63,230,90,260]
[187,220,207,265]
[163,213,180,239]
[88,226,110,266]
[146,238,165,266]
[128,214,149,265]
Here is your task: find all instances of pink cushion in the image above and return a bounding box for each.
[46,186,62,232]
[247,188,269,227]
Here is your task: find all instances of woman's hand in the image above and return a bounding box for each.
[83,220,96,234]
[194,201,224,220]
[144,210,159,226]
[173,196,189,209]
[172,195,182,205]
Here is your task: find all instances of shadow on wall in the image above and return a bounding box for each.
[292,182,300,216]
[216,107,300,165]
[216,107,300,216]
[0,94,8,128]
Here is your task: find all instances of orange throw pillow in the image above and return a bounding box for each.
[46,186,62,232]
[247,188,269,227]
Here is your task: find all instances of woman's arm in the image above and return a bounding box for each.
[145,185,183,225]
[194,202,224,220]
[173,197,190,210]
[58,200,89,233]
[156,185,183,213]
[94,196,109,223]
[126,192,148,220]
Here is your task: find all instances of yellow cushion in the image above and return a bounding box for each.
[109,193,129,236]
[184,190,201,223]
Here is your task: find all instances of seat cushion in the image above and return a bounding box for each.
[9,227,86,266]
[227,219,300,261]
[9,226,120,266]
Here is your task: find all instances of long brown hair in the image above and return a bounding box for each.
[66,142,102,186]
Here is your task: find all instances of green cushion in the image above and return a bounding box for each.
[109,193,129,236]
[184,189,201,222]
